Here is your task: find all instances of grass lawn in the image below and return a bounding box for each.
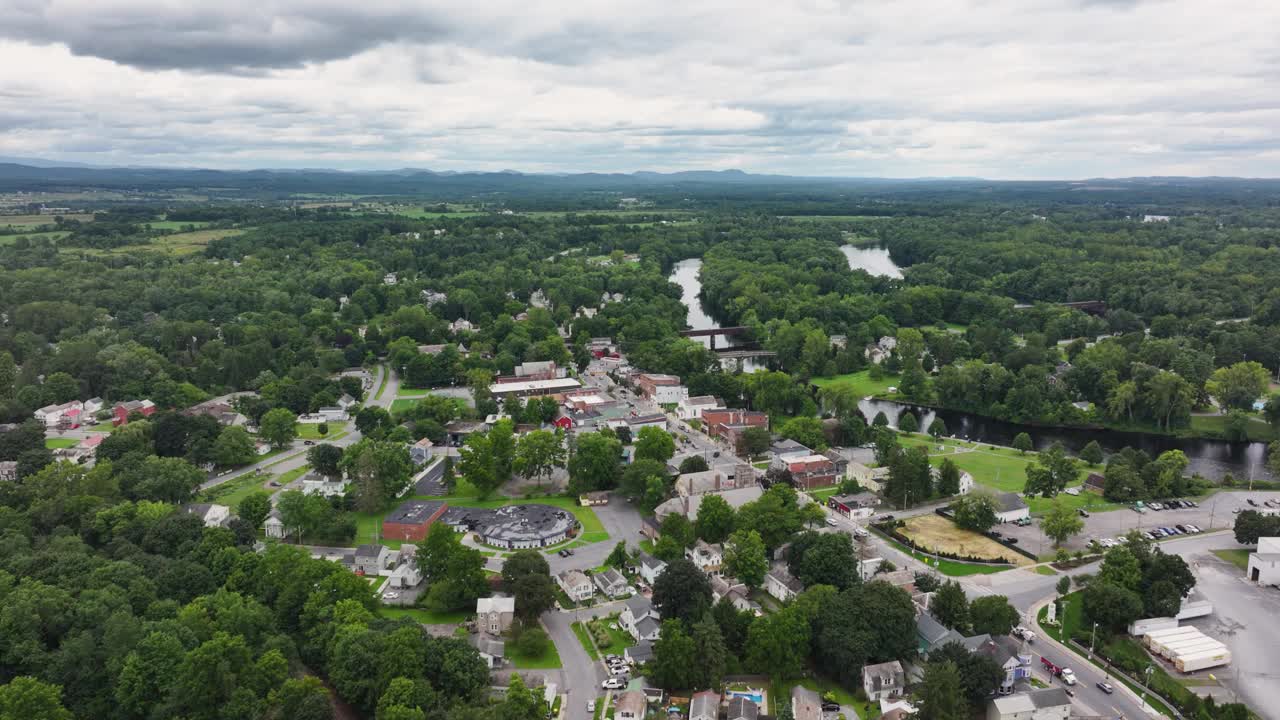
[571,622,601,660]
[202,473,273,508]
[89,421,116,432]
[1212,548,1251,570]
[810,370,900,398]
[772,678,866,719]
[873,529,1011,576]
[45,437,78,449]
[379,606,471,624]
[542,531,612,554]
[148,219,211,230]
[1190,414,1277,442]
[390,396,470,416]
[296,423,346,440]
[509,636,563,669]
[1025,490,1122,516]
[1033,565,1059,576]
[374,367,391,401]
[809,487,843,504]
[276,464,310,484]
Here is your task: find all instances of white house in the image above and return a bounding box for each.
[318,407,349,423]
[353,544,392,575]
[986,688,1071,720]
[765,563,803,602]
[387,561,422,589]
[84,397,104,415]
[34,400,83,428]
[556,570,594,603]
[677,395,723,421]
[450,318,474,333]
[383,273,398,285]
[690,691,721,720]
[637,552,667,585]
[471,634,505,669]
[302,473,349,498]
[862,661,905,703]
[409,437,435,466]
[1248,537,1280,586]
[264,509,285,539]
[182,503,231,528]
[621,595,661,642]
[337,393,358,411]
[686,539,723,575]
[994,493,1030,523]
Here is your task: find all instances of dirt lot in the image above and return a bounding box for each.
[899,514,1032,565]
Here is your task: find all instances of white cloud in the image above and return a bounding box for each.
[0,0,1278,177]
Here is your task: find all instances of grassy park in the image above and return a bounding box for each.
[810,369,900,398]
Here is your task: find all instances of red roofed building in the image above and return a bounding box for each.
[702,409,769,453]
[113,400,156,426]
[780,453,838,490]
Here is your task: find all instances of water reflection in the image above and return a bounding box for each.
[840,245,904,279]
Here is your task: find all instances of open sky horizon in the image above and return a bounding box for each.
[3,0,1278,179]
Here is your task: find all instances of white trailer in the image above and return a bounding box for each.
[1163,638,1225,659]
[1129,617,1179,637]
[1146,628,1200,652]
[1176,600,1213,621]
[1175,648,1232,673]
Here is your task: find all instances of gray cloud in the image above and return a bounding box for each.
[0,0,1278,178]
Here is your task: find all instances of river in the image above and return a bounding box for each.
[857,398,1271,481]
[668,258,766,371]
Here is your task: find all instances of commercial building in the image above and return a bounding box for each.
[488,378,582,400]
[986,688,1071,720]
[994,492,1030,523]
[441,504,578,549]
[636,374,686,404]
[382,500,449,542]
[1248,537,1280,586]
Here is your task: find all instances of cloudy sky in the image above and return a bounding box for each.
[1,0,1277,178]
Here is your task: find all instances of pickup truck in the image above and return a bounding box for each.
[1012,626,1036,643]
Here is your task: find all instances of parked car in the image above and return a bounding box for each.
[587,701,596,713]
[1006,537,1019,544]
[1078,509,1090,517]
[825,517,838,527]
[1149,503,1163,510]
[821,702,840,712]
[303,440,315,446]
[1248,498,1259,506]
[610,665,629,677]
[1188,525,1202,533]
[1015,517,1033,526]
[1175,524,1188,533]
[602,678,625,690]
[1096,681,1115,694]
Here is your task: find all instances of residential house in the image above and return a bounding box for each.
[353,544,392,575]
[765,562,804,602]
[845,460,890,493]
[445,420,488,446]
[579,491,610,506]
[409,437,435,466]
[637,552,667,584]
[822,448,849,478]
[83,397,104,416]
[557,570,594,603]
[972,636,1032,693]
[301,472,349,498]
[986,688,1071,720]
[862,661,905,702]
[594,568,630,598]
[770,438,811,461]
[690,691,721,720]
[264,508,285,539]
[0,461,17,482]
[387,560,422,589]
[1248,537,1280,585]
[471,634,505,669]
[625,642,653,666]
[636,373,686,403]
[727,696,759,720]
[337,393,358,411]
[113,399,156,426]
[711,576,756,613]
[994,493,1030,523]
[1083,473,1106,494]
[865,336,898,364]
[792,687,823,720]
[422,289,448,306]
[686,539,724,575]
[383,272,398,285]
[34,400,84,428]
[639,517,662,543]
[476,596,516,634]
[317,406,348,423]
[917,612,965,657]
[182,503,231,528]
[615,692,648,720]
[828,492,879,519]
[621,595,661,642]
[677,395,723,421]
[450,318,474,333]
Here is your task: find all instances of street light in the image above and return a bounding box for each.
[1138,664,1154,709]
[1089,622,1099,660]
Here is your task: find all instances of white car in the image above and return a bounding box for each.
[587,701,597,713]
[825,517,838,526]
[602,678,625,690]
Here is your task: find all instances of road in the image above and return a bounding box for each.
[543,599,630,720]
[198,364,394,492]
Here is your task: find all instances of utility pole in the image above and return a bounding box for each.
[1089,622,1098,661]
[1138,664,1153,710]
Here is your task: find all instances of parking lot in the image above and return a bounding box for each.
[993,490,1280,554]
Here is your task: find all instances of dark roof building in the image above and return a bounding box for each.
[441,504,578,549]
[382,500,448,542]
